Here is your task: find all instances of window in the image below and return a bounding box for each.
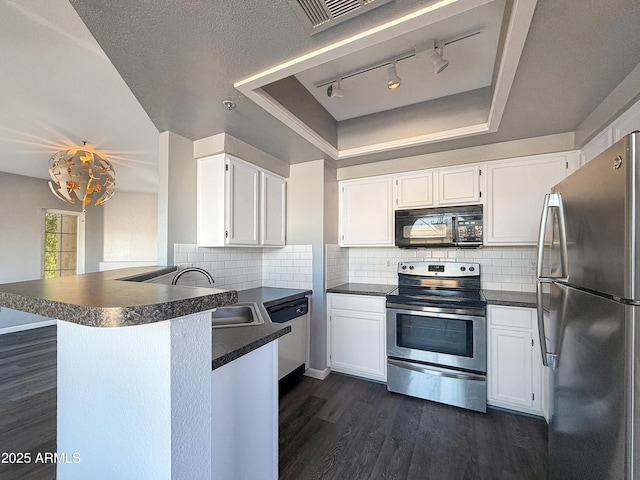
[43,211,84,278]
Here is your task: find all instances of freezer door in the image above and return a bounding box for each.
[551,132,638,300]
[546,283,632,480]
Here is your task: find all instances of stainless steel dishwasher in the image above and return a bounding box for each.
[266,297,308,396]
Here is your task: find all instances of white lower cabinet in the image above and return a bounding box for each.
[487,305,548,419]
[327,293,386,382]
[211,342,278,480]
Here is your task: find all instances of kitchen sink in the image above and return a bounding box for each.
[211,303,264,328]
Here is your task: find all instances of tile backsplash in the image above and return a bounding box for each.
[325,244,349,289]
[174,243,535,293]
[345,246,537,292]
[174,243,313,291]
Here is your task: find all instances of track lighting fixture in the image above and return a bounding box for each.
[387,61,401,89]
[327,80,344,98]
[314,29,482,95]
[430,44,449,74]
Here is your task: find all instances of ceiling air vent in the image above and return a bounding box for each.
[289,0,394,35]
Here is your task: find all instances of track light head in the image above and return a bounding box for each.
[430,45,449,74]
[387,61,401,89]
[327,81,344,98]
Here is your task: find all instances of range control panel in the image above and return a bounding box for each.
[397,261,480,277]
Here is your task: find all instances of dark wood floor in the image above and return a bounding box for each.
[0,326,548,480]
[0,326,56,480]
[279,374,548,480]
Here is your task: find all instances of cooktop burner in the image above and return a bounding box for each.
[386,286,486,309]
[386,261,485,310]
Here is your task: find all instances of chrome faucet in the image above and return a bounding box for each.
[171,267,215,285]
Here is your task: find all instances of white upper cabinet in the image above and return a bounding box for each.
[339,176,394,247]
[394,165,481,210]
[437,164,482,206]
[227,158,260,245]
[580,129,613,165]
[395,171,434,208]
[261,170,286,246]
[580,97,640,165]
[484,151,579,245]
[197,153,285,247]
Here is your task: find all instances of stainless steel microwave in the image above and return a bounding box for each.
[395,205,483,248]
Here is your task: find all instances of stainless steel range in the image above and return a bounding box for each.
[386,261,487,413]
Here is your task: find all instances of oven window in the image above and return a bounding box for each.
[396,314,473,357]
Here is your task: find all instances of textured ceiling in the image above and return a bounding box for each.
[67,0,640,168]
[2,0,640,194]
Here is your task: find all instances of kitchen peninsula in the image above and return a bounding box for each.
[0,267,288,480]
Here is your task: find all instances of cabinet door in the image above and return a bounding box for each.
[339,176,394,246]
[197,154,226,246]
[261,171,286,246]
[226,158,259,245]
[437,165,481,205]
[330,309,386,381]
[488,327,534,409]
[395,171,434,208]
[485,153,576,245]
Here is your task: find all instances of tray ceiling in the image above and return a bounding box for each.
[235,0,536,160]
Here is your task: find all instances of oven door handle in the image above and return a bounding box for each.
[387,358,485,381]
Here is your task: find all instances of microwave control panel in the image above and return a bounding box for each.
[456,215,483,243]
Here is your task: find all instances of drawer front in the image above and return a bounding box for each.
[329,294,386,314]
[488,305,534,330]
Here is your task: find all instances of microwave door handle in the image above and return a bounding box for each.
[536,193,568,281]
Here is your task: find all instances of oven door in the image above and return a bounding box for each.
[386,306,486,373]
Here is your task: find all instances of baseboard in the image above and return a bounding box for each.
[0,319,57,335]
[304,367,331,380]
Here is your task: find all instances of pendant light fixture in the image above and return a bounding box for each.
[387,61,401,89]
[48,143,116,209]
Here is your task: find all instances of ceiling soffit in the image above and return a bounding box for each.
[235,0,537,162]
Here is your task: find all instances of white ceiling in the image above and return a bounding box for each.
[295,0,504,121]
[0,0,159,193]
[1,0,640,193]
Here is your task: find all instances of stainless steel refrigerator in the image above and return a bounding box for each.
[536,131,639,480]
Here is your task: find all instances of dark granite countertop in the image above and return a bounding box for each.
[212,287,312,369]
[326,283,397,296]
[237,287,312,307]
[324,283,536,308]
[212,310,291,369]
[482,290,537,308]
[0,266,238,327]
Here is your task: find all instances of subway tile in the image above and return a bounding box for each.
[187,253,204,263]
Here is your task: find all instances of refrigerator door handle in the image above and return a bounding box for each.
[536,192,568,281]
[536,281,557,368]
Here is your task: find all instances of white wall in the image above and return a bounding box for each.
[287,160,328,371]
[158,131,197,266]
[0,172,104,283]
[103,192,158,263]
